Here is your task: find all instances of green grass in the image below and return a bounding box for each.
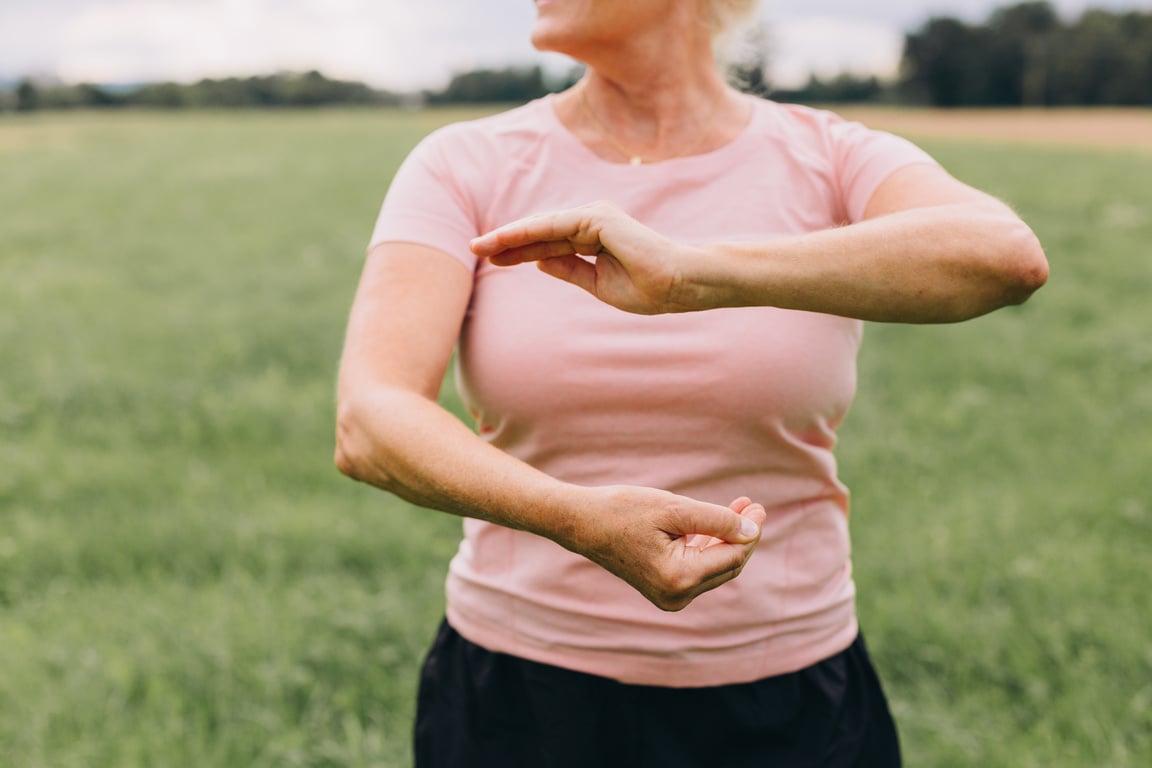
[845,140,1152,767]
[1,108,1149,767]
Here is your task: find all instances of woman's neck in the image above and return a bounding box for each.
[556,60,747,165]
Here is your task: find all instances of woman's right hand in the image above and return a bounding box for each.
[559,487,766,612]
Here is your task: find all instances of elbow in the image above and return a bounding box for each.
[333,397,389,487]
[1001,224,1049,306]
[334,401,364,481]
[333,442,359,482]
[940,218,1048,323]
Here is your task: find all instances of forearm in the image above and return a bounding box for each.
[340,242,765,611]
[335,387,581,546]
[686,201,1048,323]
[334,386,765,611]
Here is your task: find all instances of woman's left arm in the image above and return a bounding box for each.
[470,163,1048,323]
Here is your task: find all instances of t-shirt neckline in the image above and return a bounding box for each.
[538,91,762,173]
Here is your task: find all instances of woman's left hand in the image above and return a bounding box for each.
[470,201,701,315]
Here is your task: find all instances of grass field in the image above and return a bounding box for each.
[1,106,1149,767]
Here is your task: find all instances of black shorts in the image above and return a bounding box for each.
[414,619,901,768]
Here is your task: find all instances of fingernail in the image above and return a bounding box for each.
[740,518,759,539]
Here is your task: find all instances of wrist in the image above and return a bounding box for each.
[691,239,793,310]
[668,243,722,311]
[514,480,595,551]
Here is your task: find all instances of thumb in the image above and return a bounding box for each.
[664,501,761,545]
[536,253,597,294]
[735,501,767,542]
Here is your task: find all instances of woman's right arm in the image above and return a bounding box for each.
[334,243,765,611]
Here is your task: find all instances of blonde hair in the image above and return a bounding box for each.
[707,0,760,37]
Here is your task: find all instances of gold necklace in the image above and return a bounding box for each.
[577,84,726,166]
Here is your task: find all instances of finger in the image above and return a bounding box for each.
[728,496,752,513]
[487,239,582,266]
[656,508,766,609]
[662,502,760,545]
[739,502,767,532]
[470,209,599,259]
[689,498,749,550]
[686,499,767,551]
[675,538,757,596]
[684,533,711,548]
[536,254,598,294]
[689,538,752,576]
[691,556,748,595]
[646,543,746,611]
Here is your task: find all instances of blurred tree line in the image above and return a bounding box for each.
[900,1,1152,106]
[3,2,1149,111]
[3,65,570,112]
[732,1,1152,105]
[5,70,404,111]
[425,65,582,104]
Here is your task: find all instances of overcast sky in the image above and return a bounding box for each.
[1,0,1148,89]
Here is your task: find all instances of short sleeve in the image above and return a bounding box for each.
[827,118,938,223]
[367,126,481,270]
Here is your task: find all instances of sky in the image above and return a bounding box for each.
[1,0,1148,89]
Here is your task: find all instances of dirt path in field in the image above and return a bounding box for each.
[2,107,1148,152]
[0,121,86,152]
[831,107,1152,151]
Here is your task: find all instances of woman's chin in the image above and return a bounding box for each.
[529,26,563,53]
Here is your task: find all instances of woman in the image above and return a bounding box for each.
[335,0,1048,765]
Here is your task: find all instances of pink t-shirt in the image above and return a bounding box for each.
[370,94,935,687]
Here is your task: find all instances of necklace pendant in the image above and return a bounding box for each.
[629,155,643,166]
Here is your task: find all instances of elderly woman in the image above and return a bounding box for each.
[335,0,1048,765]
